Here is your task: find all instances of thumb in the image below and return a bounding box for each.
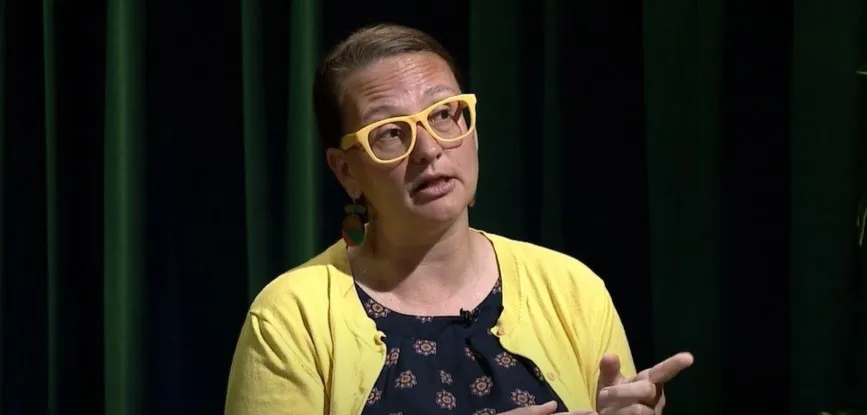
[597,354,622,390]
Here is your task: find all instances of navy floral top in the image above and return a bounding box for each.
[356,277,567,414]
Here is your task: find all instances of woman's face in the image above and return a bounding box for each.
[327,52,478,227]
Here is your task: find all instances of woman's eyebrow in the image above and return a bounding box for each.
[422,84,459,99]
[359,84,459,123]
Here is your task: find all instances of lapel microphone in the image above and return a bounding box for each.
[459,308,479,325]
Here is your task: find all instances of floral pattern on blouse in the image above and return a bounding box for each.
[356,277,567,414]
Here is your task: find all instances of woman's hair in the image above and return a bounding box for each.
[312,24,462,150]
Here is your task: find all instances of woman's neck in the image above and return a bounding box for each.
[354,212,476,296]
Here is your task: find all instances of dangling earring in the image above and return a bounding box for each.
[469,198,476,208]
[341,198,368,247]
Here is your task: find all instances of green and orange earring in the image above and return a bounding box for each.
[341,198,368,247]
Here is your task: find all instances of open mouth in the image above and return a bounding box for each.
[414,176,452,191]
[412,175,456,200]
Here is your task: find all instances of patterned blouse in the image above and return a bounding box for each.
[356,277,568,414]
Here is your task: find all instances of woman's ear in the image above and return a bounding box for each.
[326,148,361,198]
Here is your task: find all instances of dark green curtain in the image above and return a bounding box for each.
[643,1,724,411]
[643,0,866,412]
[1,0,865,414]
[789,0,867,411]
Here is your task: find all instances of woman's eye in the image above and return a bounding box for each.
[376,128,401,140]
[432,109,451,121]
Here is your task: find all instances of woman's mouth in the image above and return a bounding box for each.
[412,176,456,202]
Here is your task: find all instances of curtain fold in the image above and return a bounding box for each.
[468,0,527,241]
[103,0,145,413]
[242,0,320,300]
[643,1,725,413]
[0,0,6,409]
[41,0,58,412]
[538,0,564,251]
[285,0,321,273]
[241,0,271,299]
[3,1,50,413]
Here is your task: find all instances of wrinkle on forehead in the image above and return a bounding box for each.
[341,53,461,129]
[358,84,459,124]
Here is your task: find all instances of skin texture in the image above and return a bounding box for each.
[327,52,477,232]
[325,52,494,317]
[500,400,596,415]
[596,352,694,415]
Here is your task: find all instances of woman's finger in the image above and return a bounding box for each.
[598,380,656,407]
[599,403,655,415]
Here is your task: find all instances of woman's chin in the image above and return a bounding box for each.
[409,197,467,223]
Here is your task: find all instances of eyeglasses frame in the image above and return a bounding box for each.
[339,93,478,164]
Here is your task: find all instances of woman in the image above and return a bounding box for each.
[225,24,693,415]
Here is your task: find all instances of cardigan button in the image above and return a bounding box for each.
[497,328,506,336]
[546,372,557,381]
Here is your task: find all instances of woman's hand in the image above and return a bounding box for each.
[500,401,597,415]
[595,352,693,415]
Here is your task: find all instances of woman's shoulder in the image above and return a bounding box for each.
[482,230,608,292]
[247,239,352,320]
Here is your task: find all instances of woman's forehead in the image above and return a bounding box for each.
[342,53,459,123]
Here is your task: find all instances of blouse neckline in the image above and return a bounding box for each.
[325,229,525,348]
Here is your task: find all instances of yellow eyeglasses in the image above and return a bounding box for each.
[340,94,477,164]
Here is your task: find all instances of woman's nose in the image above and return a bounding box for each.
[409,123,443,164]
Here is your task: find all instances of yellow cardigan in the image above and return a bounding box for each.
[225,231,636,414]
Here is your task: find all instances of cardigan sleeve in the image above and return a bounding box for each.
[595,288,637,379]
[224,312,326,415]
